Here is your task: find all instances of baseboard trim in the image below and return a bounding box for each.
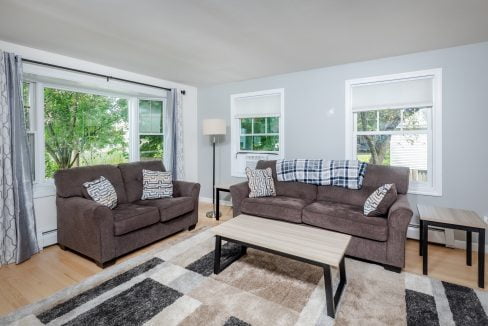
[454,240,488,252]
[199,196,232,207]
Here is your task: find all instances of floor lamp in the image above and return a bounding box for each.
[203,119,226,218]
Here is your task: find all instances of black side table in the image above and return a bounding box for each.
[215,185,230,221]
[418,204,486,288]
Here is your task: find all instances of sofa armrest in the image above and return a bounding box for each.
[173,181,200,199]
[386,194,414,268]
[56,197,115,264]
[230,181,249,217]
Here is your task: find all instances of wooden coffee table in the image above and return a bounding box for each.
[211,214,351,318]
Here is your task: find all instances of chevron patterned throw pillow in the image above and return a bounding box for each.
[363,183,397,217]
[245,167,277,198]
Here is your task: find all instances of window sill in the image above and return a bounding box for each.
[408,188,442,197]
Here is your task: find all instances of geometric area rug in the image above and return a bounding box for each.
[2,229,488,326]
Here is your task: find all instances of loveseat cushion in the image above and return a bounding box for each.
[113,204,160,236]
[135,197,194,222]
[118,160,166,203]
[302,201,388,241]
[240,196,307,223]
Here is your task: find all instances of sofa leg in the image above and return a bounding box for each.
[384,265,402,273]
[58,244,67,251]
[188,224,197,231]
[97,259,116,269]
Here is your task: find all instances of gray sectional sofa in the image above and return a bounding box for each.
[54,160,200,267]
[230,160,413,271]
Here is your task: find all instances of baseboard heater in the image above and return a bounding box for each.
[406,223,455,247]
[40,229,58,248]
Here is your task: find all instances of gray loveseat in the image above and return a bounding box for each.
[230,160,413,271]
[54,160,200,267]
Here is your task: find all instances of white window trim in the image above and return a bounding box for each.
[230,88,285,177]
[25,77,166,190]
[345,69,442,196]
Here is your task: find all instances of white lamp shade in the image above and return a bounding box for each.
[203,119,226,135]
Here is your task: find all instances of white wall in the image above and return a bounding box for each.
[197,42,488,240]
[0,39,199,247]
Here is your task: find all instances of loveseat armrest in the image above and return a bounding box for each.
[230,182,249,217]
[56,197,115,264]
[173,181,201,199]
[386,194,414,268]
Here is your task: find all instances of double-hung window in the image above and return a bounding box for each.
[22,82,36,179]
[138,99,165,160]
[231,89,284,177]
[346,69,442,195]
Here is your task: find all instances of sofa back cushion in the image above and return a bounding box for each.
[118,160,166,203]
[256,160,317,202]
[54,164,128,203]
[362,164,409,194]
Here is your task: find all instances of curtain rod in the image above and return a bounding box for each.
[22,58,186,95]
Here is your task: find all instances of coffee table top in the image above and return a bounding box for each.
[211,214,351,267]
[418,204,486,229]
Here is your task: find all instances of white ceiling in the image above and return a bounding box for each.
[0,0,487,86]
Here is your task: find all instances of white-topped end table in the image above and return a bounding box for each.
[418,204,486,288]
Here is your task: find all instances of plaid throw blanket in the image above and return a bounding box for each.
[276,159,367,189]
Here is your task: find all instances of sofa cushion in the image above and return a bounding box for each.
[302,201,388,241]
[135,197,194,222]
[240,196,307,223]
[118,160,166,203]
[112,204,160,236]
[256,160,317,202]
[54,164,128,203]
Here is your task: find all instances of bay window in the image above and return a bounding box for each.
[346,69,442,195]
[23,80,166,182]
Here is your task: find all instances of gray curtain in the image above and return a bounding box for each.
[163,89,184,180]
[0,51,38,265]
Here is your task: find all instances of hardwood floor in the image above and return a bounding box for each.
[0,202,486,316]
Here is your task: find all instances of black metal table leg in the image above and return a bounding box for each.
[323,265,335,318]
[419,219,424,256]
[467,231,472,266]
[215,188,220,221]
[422,221,428,275]
[214,236,222,274]
[479,229,485,288]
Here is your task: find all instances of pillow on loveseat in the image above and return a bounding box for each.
[83,176,118,209]
[363,183,397,217]
[245,167,276,198]
[141,169,173,200]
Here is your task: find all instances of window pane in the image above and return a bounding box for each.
[357,134,428,184]
[44,88,129,178]
[139,100,151,133]
[139,135,163,160]
[267,117,279,133]
[252,135,279,151]
[379,109,401,131]
[356,135,391,165]
[23,82,30,129]
[402,108,429,130]
[240,118,252,135]
[150,100,163,133]
[240,136,252,150]
[356,111,377,131]
[253,117,266,134]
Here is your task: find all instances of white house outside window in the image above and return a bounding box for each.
[345,69,442,196]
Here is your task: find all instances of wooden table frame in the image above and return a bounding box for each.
[420,219,485,288]
[213,235,347,318]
